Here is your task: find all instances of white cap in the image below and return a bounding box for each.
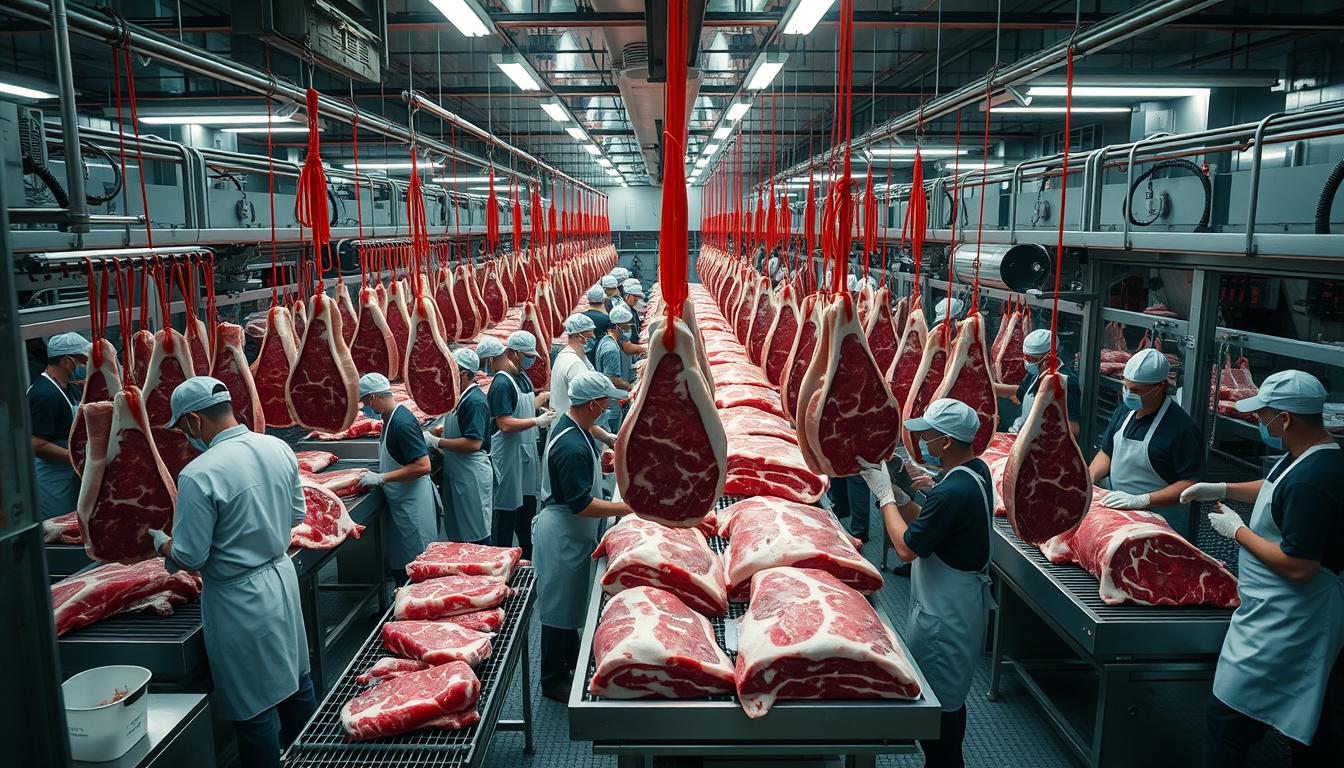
[506,330,538,355]
[1022,329,1052,357]
[600,275,619,289]
[1123,348,1170,385]
[609,303,634,324]
[622,279,644,296]
[46,332,91,359]
[586,285,606,303]
[564,313,596,335]
[165,376,233,428]
[1235,369,1327,415]
[358,372,393,400]
[903,397,981,444]
[476,337,506,359]
[453,348,480,374]
[568,370,626,405]
[934,298,965,323]
[612,267,630,280]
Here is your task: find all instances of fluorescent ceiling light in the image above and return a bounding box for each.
[583,144,601,155]
[431,0,492,38]
[540,100,570,122]
[345,161,419,170]
[703,143,720,154]
[1026,86,1209,99]
[994,106,1132,114]
[596,158,613,167]
[565,126,587,140]
[713,125,732,140]
[139,114,286,126]
[726,102,752,121]
[225,126,315,134]
[433,176,491,183]
[869,147,966,157]
[746,52,788,91]
[494,55,540,91]
[467,186,494,192]
[782,0,836,35]
[0,80,56,100]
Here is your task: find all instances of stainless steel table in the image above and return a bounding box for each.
[71,693,214,768]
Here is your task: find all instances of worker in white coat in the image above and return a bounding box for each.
[356,373,437,580]
[483,332,555,558]
[552,314,619,450]
[1186,371,1343,766]
[427,348,493,545]
[150,377,313,768]
[992,328,1083,437]
[27,332,89,519]
[1089,347,1205,537]
[860,398,993,768]
[600,274,621,311]
[594,303,635,434]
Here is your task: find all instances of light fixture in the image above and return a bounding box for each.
[993,106,1133,114]
[703,143,720,154]
[596,158,613,167]
[432,176,492,183]
[713,125,732,140]
[540,100,570,122]
[344,161,419,170]
[467,186,495,192]
[1005,85,1032,107]
[582,144,601,155]
[565,126,588,140]
[695,157,709,168]
[1026,86,1209,99]
[225,126,316,134]
[745,52,789,91]
[494,54,541,91]
[0,80,56,100]
[868,147,966,157]
[605,167,620,177]
[431,0,492,38]
[726,102,752,121]
[781,0,836,35]
[139,114,287,126]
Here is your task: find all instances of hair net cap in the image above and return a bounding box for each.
[1235,369,1327,415]
[569,370,625,405]
[600,275,619,289]
[564,313,596,335]
[903,397,981,444]
[506,330,538,355]
[165,376,232,428]
[358,372,393,400]
[1022,329,1053,357]
[609,304,634,324]
[934,297,965,322]
[611,267,630,280]
[622,279,644,296]
[1123,347,1170,384]
[586,285,606,303]
[47,332,91,358]
[475,337,506,359]
[452,348,480,374]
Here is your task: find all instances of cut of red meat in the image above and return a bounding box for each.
[68,338,122,475]
[130,329,154,387]
[1041,503,1240,607]
[340,660,481,741]
[734,567,920,718]
[308,418,382,441]
[723,470,825,504]
[301,467,366,498]
[291,479,364,549]
[593,516,728,616]
[981,431,1016,516]
[150,425,200,481]
[355,658,431,685]
[745,287,777,366]
[292,298,308,342]
[900,319,952,463]
[210,322,265,433]
[402,294,460,416]
[733,279,759,343]
[286,293,359,433]
[615,318,727,529]
[1003,372,1091,544]
[435,608,506,633]
[679,301,716,391]
[481,263,508,324]
[43,511,82,544]
[707,348,750,365]
[385,281,412,366]
[251,306,299,428]
[724,433,828,504]
[720,496,881,602]
[405,542,524,582]
[993,304,1030,385]
[589,586,735,699]
[452,265,483,340]
[796,295,903,477]
[381,621,494,667]
[887,298,928,411]
[142,328,195,429]
[519,301,551,391]
[989,300,1013,369]
[717,406,797,444]
[392,575,513,621]
[863,286,900,376]
[350,285,399,379]
[184,315,212,376]
[50,559,201,636]
[294,450,338,473]
[714,383,784,417]
[931,312,999,455]
[433,269,461,342]
[76,390,177,561]
[708,361,771,388]
[780,297,820,421]
[337,288,359,346]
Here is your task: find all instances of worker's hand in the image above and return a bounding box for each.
[358,471,385,488]
[536,392,551,409]
[857,459,909,509]
[1180,482,1228,504]
[905,461,936,491]
[423,431,440,451]
[1101,490,1151,510]
[535,410,557,429]
[1207,504,1247,540]
[429,423,444,438]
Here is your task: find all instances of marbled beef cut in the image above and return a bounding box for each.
[593,516,728,616]
[210,322,265,433]
[931,311,999,455]
[402,294,459,416]
[285,292,359,433]
[1003,372,1091,543]
[350,285,399,378]
[589,586,735,699]
[340,661,480,741]
[251,305,299,428]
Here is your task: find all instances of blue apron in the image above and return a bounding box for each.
[32,372,81,520]
[532,424,602,629]
[438,385,492,543]
[489,372,538,511]
[1105,397,1188,537]
[1212,443,1344,745]
[907,464,994,711]
[380,403,440,568]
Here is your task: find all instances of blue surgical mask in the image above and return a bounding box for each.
[1258,413,1285,451]
[520,354,536,369]
[919,437,945,467]
[360,405,378,420]
[1025,361,1039,377]
[187,435,208,453]
[71,364,86,381]
[1122,386,1151,410]
[583,336,596,353]
[620,327,632,342]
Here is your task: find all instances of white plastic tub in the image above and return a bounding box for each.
[62,665,152,762]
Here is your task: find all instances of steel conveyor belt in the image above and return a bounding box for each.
[59,604,205,682]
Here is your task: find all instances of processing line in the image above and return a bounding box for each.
[987,517,1237,768]
[282,566,537,768]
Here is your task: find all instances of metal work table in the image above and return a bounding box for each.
[988,517,1235,768]
[45,542,93,578]
[570,532,942,768]
[293,438,382,462]
[59,602,206,684]
[282,566,537,768]
[71,693,215,768]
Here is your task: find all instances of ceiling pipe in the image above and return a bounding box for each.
[755,0,1222,190]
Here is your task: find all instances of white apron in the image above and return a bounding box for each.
[532,423,602,629]
[907,464,994,712]
[489,372,538,512]
[380,403,440,568]
[1108,397,1188,536]
[439,385,493,543]
[33,373,81,520]
[1212,443,1344,745]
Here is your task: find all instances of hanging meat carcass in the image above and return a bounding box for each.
[285,292,360,433]
[402,293,460,416]
[349,283,399,379]
[251,305,299,428]
[385,279,413,368]
[452,264,483,340]
[69,338,122,475]
[863,285,900,376]
[779,294,821,421]
[210,322,265,433]
[1003,372,1091,544]
[994,301,1030,385]
[931,310,999,455]
[434,267,461,342]
[900,317,953,464]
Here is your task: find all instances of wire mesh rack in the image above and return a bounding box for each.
[283,566,536,768]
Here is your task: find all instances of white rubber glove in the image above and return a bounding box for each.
[1180,482,1227,504]
[423,431,440,451]
[1208,504,1247,540]
[858,460,911,508]
[1101,490,1150,510]
[535,410,557,429]
[358,471,385,488]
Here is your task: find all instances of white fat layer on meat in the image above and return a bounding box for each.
[762,285,801,370]
[82,339,124,403]
[597,516,727,614]
[589,586,734,699]
[931,312,1000,436]
[357,285,400,378]
[250,306,298,380]
[861,286,891,338]
[793,298,833,469]
[991,305,1022,381]
[143,328,195,409]
[291,479,359,549]
[723,497,881,596]
[213,323,265,433]
[780,297,823,422]
[392,577,510,621]
[888,299,928,382]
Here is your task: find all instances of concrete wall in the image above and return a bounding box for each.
[607,185,702,231]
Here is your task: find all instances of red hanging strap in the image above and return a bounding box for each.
[295,87,331,292]
[1048,41,1077,373]
[112,29,154,248]
[659,0,690,348]
[351,108,364,240]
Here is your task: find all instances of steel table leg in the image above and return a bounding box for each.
[616,756,649,768]
[987,575,1006,700]
[845,754,877,768]
[521,626,535,755]
[299,572,324,695]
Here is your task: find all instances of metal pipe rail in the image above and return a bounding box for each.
[20,245,213,271]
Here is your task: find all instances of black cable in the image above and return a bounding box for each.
[1125,158,1211,231]
[79,139,122,205]
[1315,157,1344,234]
[23,157,70,208]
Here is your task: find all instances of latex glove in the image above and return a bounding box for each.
[1180,482,1227,504]
[423,431,440,451]
[148,529,171,558]
[535,410,557,429]
[1208,504,1247,540]
[905,461,935,491]
[358,471,385,488]
[1102,490,1150,510]
[858,460,910,508]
